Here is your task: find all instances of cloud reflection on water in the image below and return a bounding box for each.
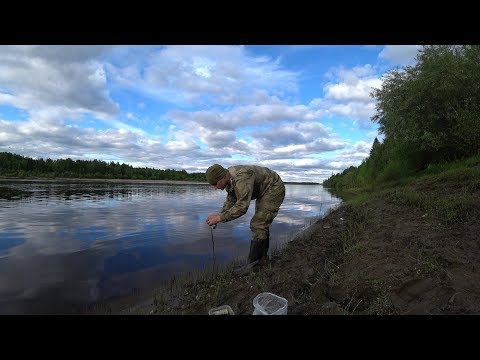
[0,181,341,314]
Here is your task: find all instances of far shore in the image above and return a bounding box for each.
[0,177,320,185]
[0,177,208,185]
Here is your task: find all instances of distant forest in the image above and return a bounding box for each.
[0,152,318,184]
[0,152,207,181]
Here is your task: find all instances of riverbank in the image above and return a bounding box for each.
[81,161,480,315]
[86,158,480,315]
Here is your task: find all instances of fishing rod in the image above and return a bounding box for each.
[210,224,217,275]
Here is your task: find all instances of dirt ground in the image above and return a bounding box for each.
[99,174,480,316]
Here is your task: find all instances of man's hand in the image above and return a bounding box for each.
[206,213,221,227]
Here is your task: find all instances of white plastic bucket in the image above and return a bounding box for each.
[208,304,235,315]
[252,292,288,315]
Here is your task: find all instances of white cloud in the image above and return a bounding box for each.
[0,45,119,118]
[324,77,382,103]
[108,45,299,106]
[378,45,422,66]
[0,45,399,183]
[308,65,384,127]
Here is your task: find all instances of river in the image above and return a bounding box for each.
[0,179,341,314]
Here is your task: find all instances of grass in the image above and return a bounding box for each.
[339,205,368,257]
[320,203,370,309]
[366,291,397,315]
[317,157,480,315]
[381,185,478,224]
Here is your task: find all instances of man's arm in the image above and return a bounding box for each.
[220,171,254,222]
[221,190,236,213]
[206,187,238,228]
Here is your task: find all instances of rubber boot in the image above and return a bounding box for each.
[264,229,270,257]
[247,240,265,263]
[234,240,267,275]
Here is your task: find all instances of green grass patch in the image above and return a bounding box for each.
[383,188,428,208]
[431,196,478,223]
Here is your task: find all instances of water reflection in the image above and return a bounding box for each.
[0,186,34,201]
[0,180,341,314]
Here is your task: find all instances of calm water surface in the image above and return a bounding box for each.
[0,180,341,314]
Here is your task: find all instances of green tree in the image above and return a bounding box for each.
[372,45,480,171]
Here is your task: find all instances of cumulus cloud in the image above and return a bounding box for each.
[0,45,119,118]
[108,45,299,106]
[309,65,383,128]
[378,45,422,66]
[166,102,322,135]
[0,45,396,182]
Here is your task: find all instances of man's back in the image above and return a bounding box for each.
[227,165,282,200]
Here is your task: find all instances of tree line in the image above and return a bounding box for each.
[324,45,480,189]
[0,152,207,181]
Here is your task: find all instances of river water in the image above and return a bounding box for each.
[0,179,341,314]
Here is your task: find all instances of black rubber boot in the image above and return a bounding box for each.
[234,240,267,275]
[264,229,270,257]
[247,240,265,263]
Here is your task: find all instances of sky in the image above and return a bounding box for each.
[0,45,421,183]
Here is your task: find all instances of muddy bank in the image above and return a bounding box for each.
[146,176,480,315]
[87,168,480,315]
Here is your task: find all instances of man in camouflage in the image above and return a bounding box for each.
[205,164,286,269]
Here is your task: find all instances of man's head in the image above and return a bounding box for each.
[206,164,227,186]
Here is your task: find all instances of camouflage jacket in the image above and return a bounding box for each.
[219,165,282,222]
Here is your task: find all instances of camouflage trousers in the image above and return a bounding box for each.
[250,179,286,242]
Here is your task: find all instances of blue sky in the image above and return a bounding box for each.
[0,45,421,182]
